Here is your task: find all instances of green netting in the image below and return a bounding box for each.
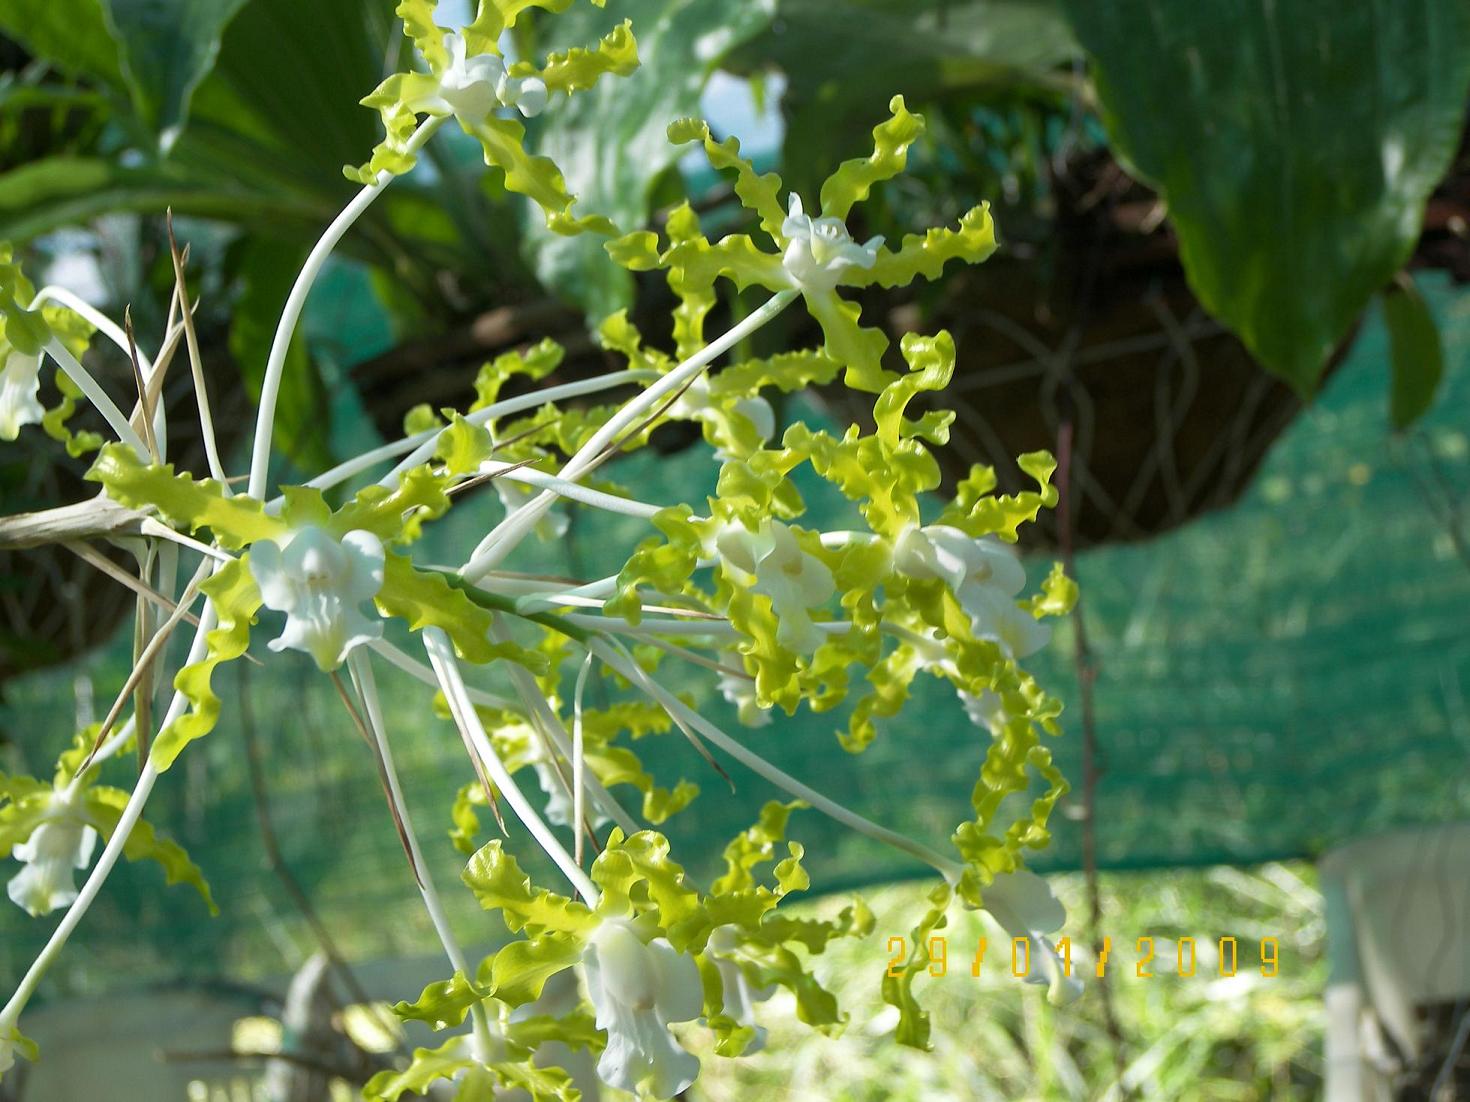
[2,271,1468,996]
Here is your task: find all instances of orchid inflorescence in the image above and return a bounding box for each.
[0,0,1081,1096]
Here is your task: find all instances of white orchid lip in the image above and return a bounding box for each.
[717,648,770,728]
[0,343,43,442]
[438,33,547,120]
[582,916,703,1097]
[249,524,386,672]
[894,524,1049,661]
[7,790,98,918]
[713,518,836,655]
[982,869,1084,1005]
[780,193,884,292]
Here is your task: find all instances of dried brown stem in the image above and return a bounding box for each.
[1057,415,1131,1096]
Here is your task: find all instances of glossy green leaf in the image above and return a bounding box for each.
[0,0,127,90]
[98,0,251,147]
[1063,0,1470,393]
[731,0,1077,201]
[1383,273,1446,429]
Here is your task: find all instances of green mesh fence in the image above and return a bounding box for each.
[2,271,1469,996]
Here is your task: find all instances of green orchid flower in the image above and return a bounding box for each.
[609,97,998,393]
[348,0,637,235]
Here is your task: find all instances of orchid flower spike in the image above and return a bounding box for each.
[7,790,98,917]
[780,193,884,292]
[249,525,386,671]
[0,338,43,441]
[581,916,703,1098]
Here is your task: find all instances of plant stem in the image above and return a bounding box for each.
[44,338,149,457]
[1056,414,1130,1093]
[372,370,658,491]
[346,649,495,1063]
[486,621,639,840]
[477,462,664,519]
[365,639,518,711]
[460,290,798,581]
[423,628,600,903]
[247,116,442,499]
[281,370,655,504]
[571,651,593,868]
[31,285,167,454]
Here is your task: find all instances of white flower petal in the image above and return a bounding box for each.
[981,870,1082,1005]
[964,590,1050,659]
[339,529,386,603]
[959,687,1005,733]
[8,817,98,917]
[707,926,774,1052]
[647,937,703,1024]
[780,196,883,291]
[0,348,44,442]
[247,539,297,613]
[508,75,548,117]
[250,526,385,671]
[583,919,702,1098]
